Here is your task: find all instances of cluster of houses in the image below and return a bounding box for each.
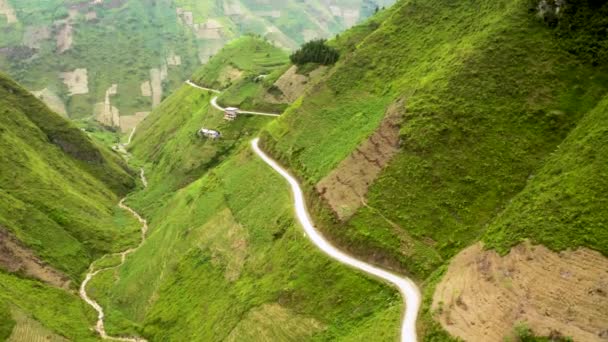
[198,107,240,139]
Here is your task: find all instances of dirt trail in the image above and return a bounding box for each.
[79,167,149,341]
[252,138,421,342]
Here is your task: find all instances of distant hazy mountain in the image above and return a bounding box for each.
[0,0,393,127]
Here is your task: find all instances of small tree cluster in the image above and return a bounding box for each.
[290,39,340,66]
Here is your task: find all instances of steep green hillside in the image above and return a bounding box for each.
[262,0,608,280]
[0,0,394,123]
[191,35,290,112]
[0,73,137,279]
[0,73,145,341]
[82,56,409,339]
[0,272,100,341]
[484,94,608,254]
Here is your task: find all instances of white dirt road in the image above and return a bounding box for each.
[251,138,421,342]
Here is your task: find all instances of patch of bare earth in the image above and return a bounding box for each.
[60,68,89,95]
[95,83,120,127]
[140,81,152,97]
[55,21,73,53]
[218,65,243,88]
[166,52,181,66]
[195,19,223,40]
[432,242,608,341]
[0,229,71,289]
[316,100,403,220]
[0,0,17,24]
[120,112,149,133]
[149,68,163,107]
[31,88,67,117]
[23,26,50,49]
[267,65,327,104]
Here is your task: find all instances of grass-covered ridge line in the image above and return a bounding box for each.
[0,72,138,279]
[82,47,412,339]
[261,0,608,281]
[192,35,291,112]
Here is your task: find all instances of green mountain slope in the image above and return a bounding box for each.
[0,73,146,341]
[0,72,137,279]
[81,0,608,340]
[0,0,394,123]
[484,94,608,254]
[262,0,608,279]
[81,53,408,339]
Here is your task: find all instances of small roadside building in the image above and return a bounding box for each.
[198,128,221,139]
[224,107,238,121]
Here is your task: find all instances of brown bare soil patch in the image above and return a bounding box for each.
[31,88,67,117]
[140,81,152,97]
[269,65,328,103]
[150,68,163,107]
[55,22,73,54]
[60,68,89,95]
[218,65,243,87]
[23,26,50,49]
[120,112,149,133]
[195,19,223,40]
[432,242,608,341]
[95,84,120,127]
[316,100,403,220]
[0,0,17,24]
[0,229,70,289]
[85,11,97,21]
[166,52,181,66]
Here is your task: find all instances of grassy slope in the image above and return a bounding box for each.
[85,59,408,340]
[484,94,608,254]
[0,74,143,341]
[0,73,138,279]
[192,36,290,112]
[262,0,608,281]
[0,271,100,341]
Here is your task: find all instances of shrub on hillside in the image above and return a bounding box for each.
[534,0,608,66]
[290,39,340,66]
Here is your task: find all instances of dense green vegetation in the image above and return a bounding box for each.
[484,95,608,254]
[290,40,340,66]
[551,0,608,65]
[0,300,15,340]
[191,35,290,112]
[81,61,407,340]
[0,272,99,341]
[0,73,138,279]
[262,0,608,281]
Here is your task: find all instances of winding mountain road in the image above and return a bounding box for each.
[251,141,421,341]
[187,80,280,117]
